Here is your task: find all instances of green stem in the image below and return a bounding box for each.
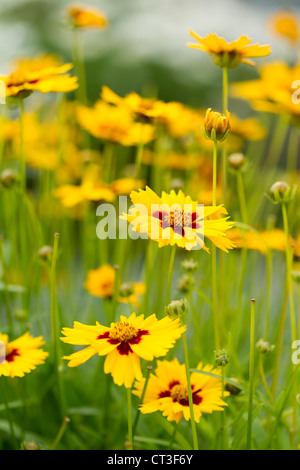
[18,99,26,191]
[127,387,133,450]
[212,140,218,206]
[135,140,144,178]
[246,299,256,450]
[237,171,248,225]
[222,67,228,203]
[0,237,14,335]
[0,378,17,448]
[166,245,176,305]
[132,365,152,437]
[51,417,70,450]
[182,331,199,450]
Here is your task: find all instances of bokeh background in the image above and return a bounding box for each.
[0,0,299,113]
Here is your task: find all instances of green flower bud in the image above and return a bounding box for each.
[256,338,275,355]
[177,274,193,294]
[213,51,241,69]
[20,441,41,450]
[119,282,134,298]
[165,298,189,319]
[215,349,229,367]
[268,181,297,204]
[225,378,242,395]
[291,270,300,284]
[181,258,198,272]
[37,245,53,261]
[203,108,230,142]
[0,169,18,188]
[228,153,247,171]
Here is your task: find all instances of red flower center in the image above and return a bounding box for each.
[97,321,149,356]
[158,380,203,406]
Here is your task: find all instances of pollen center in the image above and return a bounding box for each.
[109,321,138,342]
[170,384,188,403]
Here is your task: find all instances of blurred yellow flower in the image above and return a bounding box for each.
[270,10,299,43]
[68,3,108,29]
[187,32,271,68]
[84,264,145,306]
[227,227,293,254]
[1,54,78,98]
[77,101,155,146]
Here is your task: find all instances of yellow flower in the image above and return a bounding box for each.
[187,32,271,68]
[54,181,116,207]
[121,186,235,252]
[84,264,145,307]
[270,11,299,43]
[68,3,108,29]
[0,332,48,377]
[231,62,300,121]
[133,358,228,423]
[204,108,230,141]
[61,313,186,388]
[101,86,165,122]
[142,150,203,170]
[109,178,144,196]
[227,228,292,254]
[77,101,155,146]
[1,54,78,98]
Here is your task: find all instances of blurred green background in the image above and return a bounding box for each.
[0,0,299,113]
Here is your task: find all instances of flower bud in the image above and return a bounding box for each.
[291,270,300,284]
[119,282,134,298]
[165,298,189,319]
[268,181,297,204]
[37,245,53,261]
[203,108,230,142]
[228,153,247,171]
[256,338,275,355]
[225,377,242,395]
[177,274,193,293]
[0,169,18,188]
[215,349,229,367]
[14,309,28,322]
[181,258,198,272]
[20,441,41,450]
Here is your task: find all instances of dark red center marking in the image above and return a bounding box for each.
[97,329,149,355]
[5,348,20,362]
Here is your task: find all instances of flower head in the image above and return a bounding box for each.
[68,4,108,29]
[133,358,228,423]
[187,32,271,68]
[1,55,78,98]
[270,10,299,43]
[61,313,186,388]
[203,108,230,141]
[121,186,235,252]
[0,332,48,377]
[84,264,145,307]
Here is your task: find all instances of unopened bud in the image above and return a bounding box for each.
[181,258,198,272]
[119,282,134,298]
[268,181,297,204]
[215,349,229,367]
[228,153,247,171]
[165,298,189,319]
[0,169,18,188]
[20,441,41,450]
[256,338,275,355]
[178,274,193,293]
[38,245,53,261]
[225,378,242,395]
[203,108,230,142]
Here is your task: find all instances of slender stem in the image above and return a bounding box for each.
[264,250,273,339]
[73,28,87,105]
[182,331,199,450]
[247,299,256,450]
[135,139,144,178]
[127,387,133,450]
[220,366,226,450]
[0,237,13,335]
[0,378,17,448]
[18,99,26,191]
[166,245,176,305]
[222,67,228,203]
[51,417,70,450]
[237,171,248,225]
[132,365,152,437]
[212,140,218,206]
[211,139,220,349]
[282,203,297,343]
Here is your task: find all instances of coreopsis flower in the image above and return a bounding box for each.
[203,108,230,141]
[54,181,116,207]
[142,150,203,170]
[68,4,108,29]
[84,264,145,307]
[231,62,300,122]
[121,186,235,252]
[61,313,186,388]
[77,101,155,146]
[133,358,228,423]
[0,332,48,377]
[1,55,78,98]
[269,11,299,43]
[187,32,271,68]
[227,227,293,254]
[101,86,165,122]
